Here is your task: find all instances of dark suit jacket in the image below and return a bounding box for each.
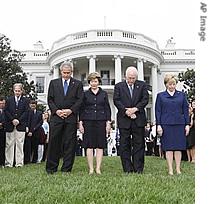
[48,77,84,123]
[79,87,111,121]
[4,96,29,132]
[113,80,149,128]
[28,110,43,134]
[155,90,189,125]
[0,109,5,131]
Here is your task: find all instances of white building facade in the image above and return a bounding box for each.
[20,30,195,122]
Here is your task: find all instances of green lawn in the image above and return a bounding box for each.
[0,156,195,204]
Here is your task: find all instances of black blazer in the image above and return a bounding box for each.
[48,77,84,123]
[79,87,111,121]
[28,110,43,133]
[0,109,5,131]
[113,80,149,128]
[4,96,29,132]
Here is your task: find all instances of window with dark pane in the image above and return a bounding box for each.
[101,70,110,85]
[36,77,45,93]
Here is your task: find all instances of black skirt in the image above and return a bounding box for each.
[82,120,107,149]
[187,126,195,149]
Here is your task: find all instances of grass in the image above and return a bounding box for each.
[0,156,195,204]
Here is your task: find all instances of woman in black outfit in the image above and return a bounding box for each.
[187,101,195,163]
[79,72,111,174]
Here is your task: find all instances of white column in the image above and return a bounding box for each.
[87,55,96,74]
[68,59,74,77]
[114,55,123,127]
[114,55,123,83]
[137,58,144,81]
[151,65,158,123]
[53,65,59,79]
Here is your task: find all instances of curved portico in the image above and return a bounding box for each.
[19,29,195,122]
[47,30,163,121]
[48,30,163,77]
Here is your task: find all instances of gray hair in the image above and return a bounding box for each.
[13,83,23,90]
[125,66,138,77]
[59,61,73,71]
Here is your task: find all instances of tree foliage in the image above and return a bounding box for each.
[0,34,36,99]
[36,104,47,112]
[178,68,195,101]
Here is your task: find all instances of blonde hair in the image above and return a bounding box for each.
[13,83,23,90]
[87,72,101,84]
[164,73,178,86]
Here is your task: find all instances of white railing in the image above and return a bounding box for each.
[50,29,159,52]
[161,49,195,59]
[20,50,49,61]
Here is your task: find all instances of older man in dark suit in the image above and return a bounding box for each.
[113,66,149,173]
[4,83,29,167]
[46,61,84,174]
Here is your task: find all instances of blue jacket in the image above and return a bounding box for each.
[4,95,29,132]
[155,90,189,125]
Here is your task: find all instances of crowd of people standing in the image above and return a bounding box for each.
[0,62,195,176]
[0,87,50,168]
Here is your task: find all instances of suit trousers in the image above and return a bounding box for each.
[0,130,6,166]
[31,132,40,163]
[23,134,32,164]
[119,123,145,173]
[5,128,25,167]
[46,121,77,173]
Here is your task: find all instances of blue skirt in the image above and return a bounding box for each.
[161,125,186,151]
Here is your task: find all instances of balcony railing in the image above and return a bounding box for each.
[50,29,159,52]
[101,78,115,85]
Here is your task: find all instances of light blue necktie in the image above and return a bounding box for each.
[16,96,19,107]
[129,85,133,98]
[64,80,68,96]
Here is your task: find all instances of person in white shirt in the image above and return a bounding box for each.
[37,111,49,163]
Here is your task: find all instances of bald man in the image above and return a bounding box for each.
[113,66,149,173]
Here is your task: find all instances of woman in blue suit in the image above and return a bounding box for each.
[155,74,190,175]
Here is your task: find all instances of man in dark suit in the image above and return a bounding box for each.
[113,66,149,173]
[46,61,84,174]
[4,83,29,167]
[24,100,43,164]
[0,97,6,167]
